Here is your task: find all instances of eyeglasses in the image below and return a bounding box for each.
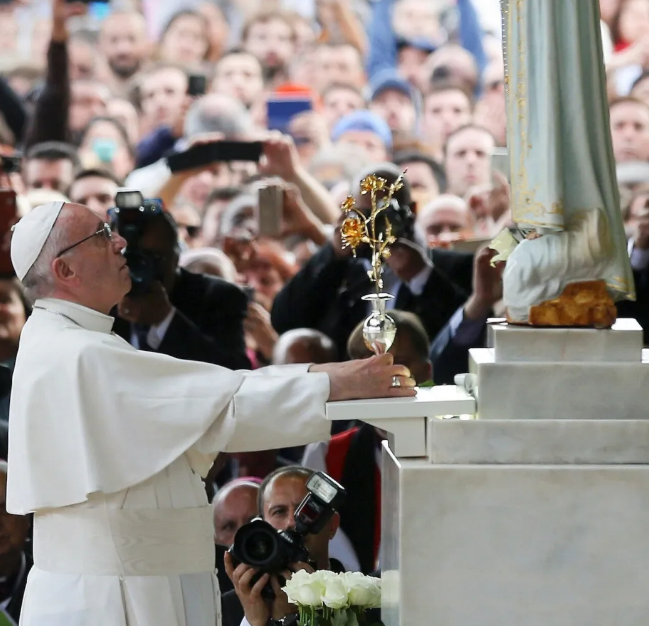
[56,223,113,258]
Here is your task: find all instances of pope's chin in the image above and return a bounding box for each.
[119,270,132,296]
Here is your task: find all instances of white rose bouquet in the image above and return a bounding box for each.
[283,570,381,626]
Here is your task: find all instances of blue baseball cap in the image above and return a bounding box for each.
[331,111,393,150]
[369,69,420,105]
[396,36,437,55]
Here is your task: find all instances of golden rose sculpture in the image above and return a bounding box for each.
[340,173,405,355]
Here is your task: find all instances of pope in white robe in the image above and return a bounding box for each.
[6,201,415,626]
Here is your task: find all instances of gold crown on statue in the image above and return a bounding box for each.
[339,173,406,291]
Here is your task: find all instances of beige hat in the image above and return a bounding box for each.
[11,202,65,281]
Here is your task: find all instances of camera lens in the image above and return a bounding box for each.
[245,532,276,563]
[231,518,309,574]
[123,250,161,296]
[239,523,279,567]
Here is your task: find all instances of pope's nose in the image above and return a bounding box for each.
[113,234,127,251]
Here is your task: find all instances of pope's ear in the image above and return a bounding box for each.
[51,257,75,283]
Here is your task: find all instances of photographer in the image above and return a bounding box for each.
[271,163,475,359]
[112,201,250,369]
[222,466,343,626]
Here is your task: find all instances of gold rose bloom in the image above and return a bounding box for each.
[341,216,367,250]
[341,196,356,213]
[360,175,387,195]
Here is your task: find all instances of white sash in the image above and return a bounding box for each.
[33,506,215,576]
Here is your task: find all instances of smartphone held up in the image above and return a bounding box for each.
[257,185,284,238]
[187,74,207,97]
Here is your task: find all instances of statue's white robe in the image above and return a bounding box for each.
[7,298,332,626]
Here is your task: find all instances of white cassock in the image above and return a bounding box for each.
[7,298,332,626]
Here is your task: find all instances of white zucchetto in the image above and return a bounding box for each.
[11,201,65,281]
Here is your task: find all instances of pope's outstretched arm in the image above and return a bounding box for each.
[6,320,412,515]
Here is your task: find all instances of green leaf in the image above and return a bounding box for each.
[418,379,436,387]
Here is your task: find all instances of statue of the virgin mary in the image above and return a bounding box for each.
[498,0,636,326]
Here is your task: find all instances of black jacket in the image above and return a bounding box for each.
[271,243,474,359]
[220,588,246,626]
[3,552,32,624]
[0,361,13,427]
[617,267,649,344]
[113,268,251,370]
[429,312,488,385]
[216,544,234,596]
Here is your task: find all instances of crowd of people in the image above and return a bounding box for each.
[0,0,648,624]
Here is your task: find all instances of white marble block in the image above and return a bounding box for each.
[427,419,649,464]
[470,348,649,420]
[382,445,649,626]
[490,318,642,363]
[325,386,474,457]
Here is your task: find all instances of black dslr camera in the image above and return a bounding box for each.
[229,472,346,595]
[109,189,165,296]
[375,198,415,241]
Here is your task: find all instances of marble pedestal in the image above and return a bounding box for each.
[326,320,649,626]
[381,448,649,626]
[470,319,649,420]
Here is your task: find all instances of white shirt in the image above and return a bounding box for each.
[362,261,433,311]
[628,239,649,271]
[130,307,176,350]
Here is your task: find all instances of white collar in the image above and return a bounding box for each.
[34,298,115,334]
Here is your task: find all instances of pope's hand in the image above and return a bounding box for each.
[311,353,417,401]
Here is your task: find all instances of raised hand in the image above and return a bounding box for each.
[260,133,301,182]
[464,247,504,321]
[52,0,87,41]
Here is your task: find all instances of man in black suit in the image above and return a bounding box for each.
[112,210,251,369]
[0,363,12,426]
[271,164,474,359]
